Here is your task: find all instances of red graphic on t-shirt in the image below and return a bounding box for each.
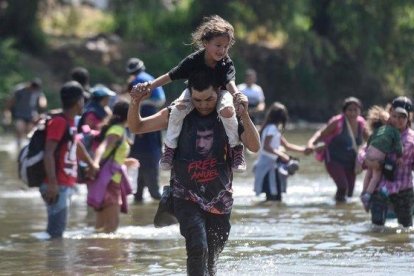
[188,158,219,183]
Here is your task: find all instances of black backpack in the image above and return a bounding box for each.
[18,113,71,187]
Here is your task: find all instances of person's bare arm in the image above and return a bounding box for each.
[255,102,266,112]
[132,74,172,94]
[280,136,313,155]
[225,80,240,96]
[93,139,107,167]
[43,140,59,203]
[307,120,337,148]
[263,135,290,162]
[38,94,47,110]
[237,93,260,152]
[77,141,99,174]
[149,74,171,90]
[127,88,169,134]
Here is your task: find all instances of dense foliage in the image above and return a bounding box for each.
[1,0,414,120]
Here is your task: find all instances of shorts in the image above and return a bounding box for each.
[366,145,386,162]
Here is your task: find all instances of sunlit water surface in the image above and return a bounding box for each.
[0,130,413,275]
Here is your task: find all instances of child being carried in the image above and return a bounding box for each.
[360,105,403,212]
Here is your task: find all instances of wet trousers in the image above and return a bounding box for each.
[325,160,356,201]
[134,164,161,200]
[173,198,231,276]
[39,184,74,238]
[371,188,414,227]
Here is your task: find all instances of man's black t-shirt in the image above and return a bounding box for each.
[171,109,235,214]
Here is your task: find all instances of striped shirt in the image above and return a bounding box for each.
[379,128,414,194]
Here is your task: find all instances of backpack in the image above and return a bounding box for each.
[18,113,71,187]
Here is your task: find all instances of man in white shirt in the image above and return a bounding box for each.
[237,69,265,125]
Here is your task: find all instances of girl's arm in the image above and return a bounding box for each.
[139,73,171,94]
[281,136,312,155]
[76,141,99,173]
[281,136,305,152]
[263,135,290,162]
[225,80,240,96]
[131,74,172,95]
[93,139,107,167]
[149,74,172,91]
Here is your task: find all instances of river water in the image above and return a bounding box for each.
[0,129,413,275]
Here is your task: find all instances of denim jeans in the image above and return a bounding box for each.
[371,188,414,227]
[173,198,231,276]
[39,184,75,238]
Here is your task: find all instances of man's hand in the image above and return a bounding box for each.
[43,183,59,205]
[234,92,248,116]
[125,157,140,168]
[130,82,151,104]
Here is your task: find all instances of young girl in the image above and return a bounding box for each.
[132,15,246,172]
[360,105,403,212]
[254,102,312,201]
[87,101,139,233]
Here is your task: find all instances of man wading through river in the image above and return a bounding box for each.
[128,71,260,275]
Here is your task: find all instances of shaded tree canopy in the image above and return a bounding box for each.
[2,0,414,120]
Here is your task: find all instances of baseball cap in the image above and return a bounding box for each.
[392,96,412,116]
[30,77,42,88]
[126,58,145,74]
[91,85,116,98]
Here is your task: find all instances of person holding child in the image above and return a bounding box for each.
[254,102,313,201]
[360,105,403,212]
[133,15,247,173]
[360,96,414,228]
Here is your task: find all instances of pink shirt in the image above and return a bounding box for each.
[379,128,414,194]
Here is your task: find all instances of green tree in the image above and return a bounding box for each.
[0,0,45,53]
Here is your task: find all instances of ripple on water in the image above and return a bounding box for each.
[62,225,181,240]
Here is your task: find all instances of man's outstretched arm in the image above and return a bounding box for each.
[127,89,169,134]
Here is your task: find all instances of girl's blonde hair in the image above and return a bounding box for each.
[366,105,389,134]
[191,15,235,49]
